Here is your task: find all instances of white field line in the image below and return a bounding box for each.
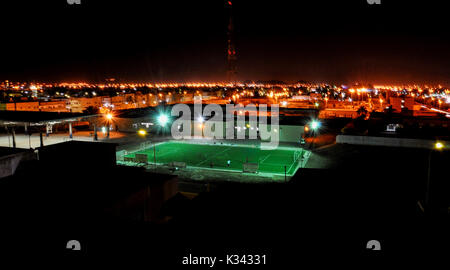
[286,150,303,175]
[286,159,298,176]
[152,148,180,159]
[170,139,301,152]
[196,146,232,167]
[259,153,271,164]
[123,140,306,176]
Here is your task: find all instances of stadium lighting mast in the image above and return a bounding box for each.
[156,113,170,138]
[158,114,169,127]
[309,120,320,149]
[310,120,320,130]
[105,113,113,139]
[425,141,445,210]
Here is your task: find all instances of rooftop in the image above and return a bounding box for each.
[0,111,96,125]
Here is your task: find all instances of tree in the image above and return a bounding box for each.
[357,106,368,118]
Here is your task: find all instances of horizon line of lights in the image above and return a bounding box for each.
[2,80,450,89]
[1,81,449,108]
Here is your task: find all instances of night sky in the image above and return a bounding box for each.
[1,0,449,85]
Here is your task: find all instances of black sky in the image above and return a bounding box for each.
[1,0,449,85]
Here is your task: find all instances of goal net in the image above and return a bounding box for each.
[135,153,148,163]
[293,150,302,162]
[243,162,259,173]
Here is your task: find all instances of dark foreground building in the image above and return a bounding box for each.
[0,140,448,263]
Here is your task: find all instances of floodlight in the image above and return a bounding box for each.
[158,114,169,126]
[311,121,320,130]
[435,142,444,150]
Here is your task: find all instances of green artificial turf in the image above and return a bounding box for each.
[124,141,304,175]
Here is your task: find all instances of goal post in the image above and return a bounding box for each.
[116,150,126,161]
[139,141,152,151]
[135,153,148,163]
[243,162,258,173]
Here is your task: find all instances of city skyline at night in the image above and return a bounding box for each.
[0,0,448,262]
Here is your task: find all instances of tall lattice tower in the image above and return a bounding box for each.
[226,0,237,83]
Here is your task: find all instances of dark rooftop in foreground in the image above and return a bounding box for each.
[0,146,31,157]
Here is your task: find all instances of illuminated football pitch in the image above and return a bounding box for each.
[122,141,306,176]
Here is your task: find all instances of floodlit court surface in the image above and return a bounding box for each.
[118,141,309,176]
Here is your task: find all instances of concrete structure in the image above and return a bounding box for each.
[278,125,304,142]
[6,102,40,111]
[390,97,414,112]
[0,148,36,178]
[336,134,449,150]
[0,111,99,147]
[68,97,102,112]
[319,109,358,119]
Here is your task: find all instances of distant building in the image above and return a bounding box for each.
[390,97,414,112]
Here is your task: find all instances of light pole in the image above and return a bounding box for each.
[309,120,320,150]
[105,113,113,139]
[28,131,32,149]
[197,116,205,138]
[69,122,73,139]
[157,113,169,137]
[5,126,10,147]
[425,142,445,211]
[93,124,98,141]
[137,129,153,169]
[153,144,156,170]
[11,127,16,148]
[39,132,44,147]
[349,89,355,104]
